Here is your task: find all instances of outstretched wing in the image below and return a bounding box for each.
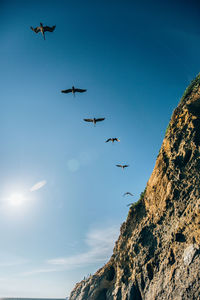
[75,88,87,93]
[61,89,72,94]
[43,25,56,32]
[123,192,133,196]
[116,164,122,168]
[105,138,111,143]
[84,119,94,122]
[31,26,41,33]
[123,165,129,168]
[114,138,120,142]
[96,118,105,122]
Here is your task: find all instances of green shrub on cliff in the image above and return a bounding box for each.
[129,187,146,210]
[139,187,146,201]
[181,73,200,103]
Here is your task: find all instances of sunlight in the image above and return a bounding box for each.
[2,181,41,214]
[7,192,27,207]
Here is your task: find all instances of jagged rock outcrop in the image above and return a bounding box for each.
[69,75,200,300]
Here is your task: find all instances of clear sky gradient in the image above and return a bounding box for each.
[1,0,200,297]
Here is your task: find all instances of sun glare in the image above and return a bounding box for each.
[8,193,26,207]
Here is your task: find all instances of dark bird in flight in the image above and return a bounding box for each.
[123,192,134,197]
[105,138,120,143]
[116,164,129,169]
[61,86,87,96]
[84,118,105,126]
[30,23,56,40]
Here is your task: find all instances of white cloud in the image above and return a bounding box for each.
[0,259,29,267]
[22,225,119,276]
[47,225,119,268]
[21,267,58,276]
[30,180,47,192]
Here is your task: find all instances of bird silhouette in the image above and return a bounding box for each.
[116,164,129,169]
[84,118,105,126]
[105,138,120,143]
[116,165,129,170]
[61,86,87,96]
[123,192,134,197]
[30,23,56,40]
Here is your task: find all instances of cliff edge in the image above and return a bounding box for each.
[69,75,200,300]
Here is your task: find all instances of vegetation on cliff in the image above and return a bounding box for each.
[181,73,200,104]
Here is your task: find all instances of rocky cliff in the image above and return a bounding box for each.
[69,75,200,300]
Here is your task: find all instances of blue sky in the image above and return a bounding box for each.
[1,0,200,297]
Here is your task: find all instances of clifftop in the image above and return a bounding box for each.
[69,75,200,300]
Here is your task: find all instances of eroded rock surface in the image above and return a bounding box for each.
[69,75,200,300]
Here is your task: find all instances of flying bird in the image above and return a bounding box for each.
[116,164,129,169]
[61,86,87,96]
[105,138,120,143]
[84,118,105,126]
[123,192,134,197]
[30,23,56,40]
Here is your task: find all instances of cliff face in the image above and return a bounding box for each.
[69,75,200,300]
